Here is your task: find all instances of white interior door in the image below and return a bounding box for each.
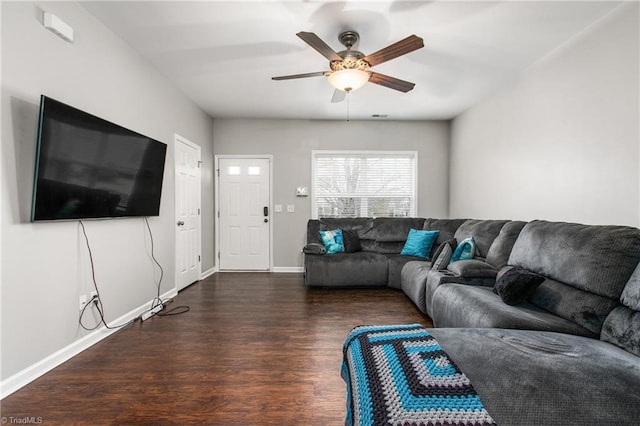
[175,135,201,290]
[218,158,270,270]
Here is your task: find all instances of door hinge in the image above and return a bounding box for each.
[198,255,201,262]
[216,169,220,177]
[198,161,202,168]
[198,208,200,215]
[217,251,220,259]
[217,210,220,218]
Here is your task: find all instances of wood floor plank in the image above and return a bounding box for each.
[1,272,431,425]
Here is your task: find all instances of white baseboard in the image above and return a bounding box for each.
[0,288,177,399]
[200,266,217,280]
[272,266,304,273]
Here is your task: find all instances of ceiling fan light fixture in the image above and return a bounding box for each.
[328,69,370,92]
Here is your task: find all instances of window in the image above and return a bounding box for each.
[312,150,417,218]
[247,166,261,175]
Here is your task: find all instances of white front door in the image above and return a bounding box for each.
[218,158,270,270]
[175,135,201,290]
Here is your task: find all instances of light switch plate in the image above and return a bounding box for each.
[287,205,295,213]
[274,204,282,213]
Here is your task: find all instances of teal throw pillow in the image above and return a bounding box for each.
[319,229,344,254]
[400,229,440,259]
[450,236,476,263]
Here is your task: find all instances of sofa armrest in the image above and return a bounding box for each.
[302,243,326,255]
[447,259,498,278]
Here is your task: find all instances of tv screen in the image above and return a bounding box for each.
[31,96,167,221]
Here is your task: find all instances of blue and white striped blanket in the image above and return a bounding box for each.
[342,324,496,426]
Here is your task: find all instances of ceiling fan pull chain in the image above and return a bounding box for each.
[346,91,350,122]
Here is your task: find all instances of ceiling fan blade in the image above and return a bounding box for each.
[297,32,343,62]
[362,35,424,67]
[368,72,415,93]
[331,89,346,103]
[272,71,328,81]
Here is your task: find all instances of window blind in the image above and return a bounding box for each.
[312,151,417,218]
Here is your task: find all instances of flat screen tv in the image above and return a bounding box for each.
[31,95,167,221]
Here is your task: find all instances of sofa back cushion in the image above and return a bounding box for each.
[509,220,640,299]
[423,218,468,258]
[509,220,640,338]
[601,264,640,356]
[529,277,620,335]
[454,220,509,259]
[374,217,426,254]
[485,221,527,269]
[307,218,376,251]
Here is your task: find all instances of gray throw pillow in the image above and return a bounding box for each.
[431,240,455,270]
[447,259,498,278]
[493,266,545,305]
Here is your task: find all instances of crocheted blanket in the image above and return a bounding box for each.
[342,324,496,426]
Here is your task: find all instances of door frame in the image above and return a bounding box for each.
[214,154,273,271]
[174,133,202,290]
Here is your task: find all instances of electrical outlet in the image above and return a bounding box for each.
[89,291,98,300]
[79,295,87,311]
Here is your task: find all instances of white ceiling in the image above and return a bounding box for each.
[81,1,621,121]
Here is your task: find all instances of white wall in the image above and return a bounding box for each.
[213,118,450,268]
[449,2,639,227]
[1,2,214,385]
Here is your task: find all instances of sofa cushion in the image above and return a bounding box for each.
[508,220,640,300]
[485,221,527,269]
[374,217,426,242]
[374,218,426,254]
[493,266,544,305]
[429,328,640,426]
[528,278,620,335]
[400,229,439,258]
[454,220,509,258]
[304,252,388,287]
[308,218,376,251]
[423,218,468,257]
[387,254,426,290]
[400,261,432,313]
[423,270,500,317]
[620,263,640,311]
[431,285,596,337]
[319,229,344,254]
[601,263,640,355]
[601,306,640,357]
[447,259,497,278]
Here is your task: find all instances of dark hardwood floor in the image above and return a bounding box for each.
[1,273,431,425]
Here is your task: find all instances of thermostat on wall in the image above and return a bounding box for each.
[296,187,308,197]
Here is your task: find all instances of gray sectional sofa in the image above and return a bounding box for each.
[305,217,459,288]
[305,217,640,424]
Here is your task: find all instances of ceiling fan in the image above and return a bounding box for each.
[272,31,424,102]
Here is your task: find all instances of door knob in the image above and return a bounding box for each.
[177,221,185,226]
